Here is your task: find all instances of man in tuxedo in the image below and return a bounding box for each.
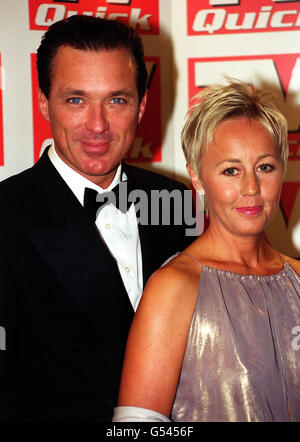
[0,16,194,421]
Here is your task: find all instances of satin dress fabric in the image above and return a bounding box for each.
[171,255,300,422]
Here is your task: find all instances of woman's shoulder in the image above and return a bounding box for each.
[139,250,202,315]
[281,254,300,276]
[157,250,202,287]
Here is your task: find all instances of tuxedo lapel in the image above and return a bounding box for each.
[25,152,134,327]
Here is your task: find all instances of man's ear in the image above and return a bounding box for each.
[37,87,50,122]
[138,90,148,124]
[186,163,204,193]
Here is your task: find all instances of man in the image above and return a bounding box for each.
[0,16,194,421]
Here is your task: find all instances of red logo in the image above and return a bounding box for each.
[127,56,162,163]
[188,53,300,162]
[187,0,300,35]
[28,0,159,34]
[0,54,4,166]
[188,52,300,255]
[31,54,161,163]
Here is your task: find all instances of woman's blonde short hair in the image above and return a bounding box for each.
[181,78,289,175]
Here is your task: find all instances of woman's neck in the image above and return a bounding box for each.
[195,224,282,274]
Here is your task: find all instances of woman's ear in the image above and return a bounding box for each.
[186,164,204,193]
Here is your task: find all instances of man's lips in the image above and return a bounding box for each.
[80,139,112,153]
[236,206,263,215]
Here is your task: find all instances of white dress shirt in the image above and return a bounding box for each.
[48,144,143,311]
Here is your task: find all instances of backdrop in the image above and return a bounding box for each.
[0,0,299,257]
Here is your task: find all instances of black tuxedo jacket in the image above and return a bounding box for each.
[0,150,195,421]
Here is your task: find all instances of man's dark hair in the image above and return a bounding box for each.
[36,15,148,102]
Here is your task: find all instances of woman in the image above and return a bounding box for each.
[113,79,300,422]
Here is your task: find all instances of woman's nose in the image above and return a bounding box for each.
[241,172,260,196]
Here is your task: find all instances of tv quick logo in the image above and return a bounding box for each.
[188,0,300,35]
[188,53,300,160]
[28,0,159,34]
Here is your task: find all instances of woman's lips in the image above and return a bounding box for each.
[236,206,263,215]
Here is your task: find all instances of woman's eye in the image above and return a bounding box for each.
[223,167,238,176]
[258,163,274,173]
[68,97,82,105]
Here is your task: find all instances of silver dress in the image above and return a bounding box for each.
[171,254,300,422]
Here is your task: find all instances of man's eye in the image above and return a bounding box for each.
[258,163,274,173]
[68,97,82,105]
[111,97,126,104]
[223,167,238,176]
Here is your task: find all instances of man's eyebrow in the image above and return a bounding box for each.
[109,89,136,98]
[58,89,87,98]
[58,88,137,99]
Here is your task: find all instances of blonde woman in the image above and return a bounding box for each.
[113,79,300,422]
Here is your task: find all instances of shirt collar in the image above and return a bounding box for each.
[48,143,123,206]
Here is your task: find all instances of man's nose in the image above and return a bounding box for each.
[241,171,260,196]
[85,104,109,133]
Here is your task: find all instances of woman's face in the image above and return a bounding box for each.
[188,116,284,239]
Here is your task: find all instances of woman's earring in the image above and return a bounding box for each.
[195,189,206,214]
[196,190,208,217]
[204,195,208,217]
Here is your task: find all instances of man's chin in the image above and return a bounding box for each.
[79,163,120,187]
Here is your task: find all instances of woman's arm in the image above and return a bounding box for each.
[115,258,200,419]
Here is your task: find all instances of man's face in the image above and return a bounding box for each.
[38,46,147,187]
